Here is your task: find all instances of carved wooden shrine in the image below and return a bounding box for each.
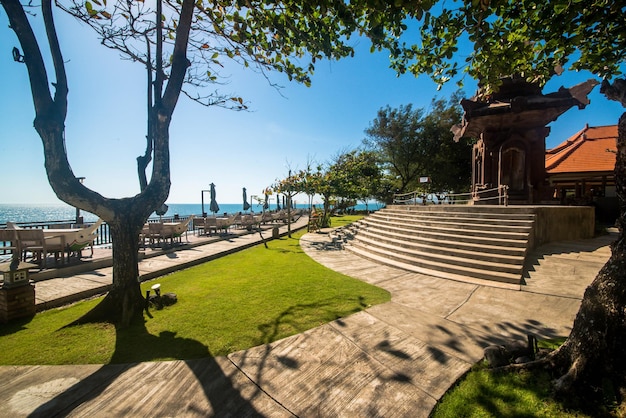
[452,77,599,204]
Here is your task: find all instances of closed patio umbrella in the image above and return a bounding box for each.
[263,192,269,211]
[243,187,251,211]
[209,183,220,214]
[276,195,281,210]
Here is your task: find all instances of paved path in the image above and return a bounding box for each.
[0,225,615,417]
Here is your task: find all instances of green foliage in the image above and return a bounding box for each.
[57,0,438,106]
[0,228,388,365]
[305,150,382,226]
[363,92,472,201]
[370,1,625,92]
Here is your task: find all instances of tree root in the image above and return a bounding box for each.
[553,357,585,395]
[490,356,553,374]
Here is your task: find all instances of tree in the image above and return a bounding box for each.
[349,149,382,212]
[363,93,471,202]
[364,104,431,195]
[306,149,382,227]
[273,169,306,238]
[420,95,474,194]
[368,0,626,409]
[1,0,391,326]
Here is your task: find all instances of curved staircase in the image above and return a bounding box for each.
[340,205,537,288]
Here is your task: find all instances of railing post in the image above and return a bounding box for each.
[504,185,509,206]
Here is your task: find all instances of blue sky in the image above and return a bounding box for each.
[1,8,623,205]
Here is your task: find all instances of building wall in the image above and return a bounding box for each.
[531,206,595,248]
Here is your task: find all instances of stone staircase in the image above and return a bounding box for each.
[339,205,536,288]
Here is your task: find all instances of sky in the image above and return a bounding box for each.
[0,8,624,205]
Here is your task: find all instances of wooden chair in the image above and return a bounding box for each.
[148,222,165,247]
[203,217,218,236]
[16,229,65,268]
[192,217,206,236]
[0,229,20,259]
[261,212,274,224]
[216,214,237,234]
[139,224,151,249]
[308,211,321,233]
[16,229,45,265]
[231,213,243,229]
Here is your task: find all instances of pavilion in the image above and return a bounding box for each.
[546,124,618,223]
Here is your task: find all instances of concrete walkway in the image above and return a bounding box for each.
[0,225,615,417]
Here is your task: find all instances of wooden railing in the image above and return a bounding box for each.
[393,185,509,206]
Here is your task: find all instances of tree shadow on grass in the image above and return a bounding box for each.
[0,316,33,337]
[27,315,267,417]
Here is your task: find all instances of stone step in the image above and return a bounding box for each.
[354,228,526,263]
[359,218,530,246]
[372,210,536,226]
[385,205,537,217]
[345,206,535,286]
[357,225,527,256]
[350,235,524,276]
[367,213,533,234]
[346,244,522,288]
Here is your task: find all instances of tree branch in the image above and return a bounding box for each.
[42,0,68,118]
[160,0,193,115]
[2,0,54,114]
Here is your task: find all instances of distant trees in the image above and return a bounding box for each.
[273,150,381,228]
[316,149,381,226]
[363,93,473,203]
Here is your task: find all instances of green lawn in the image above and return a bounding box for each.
[0,220,390,365]
[432,339,608,417]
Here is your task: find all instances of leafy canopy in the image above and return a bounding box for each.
[61,0,372,107]
[372,0,626,92]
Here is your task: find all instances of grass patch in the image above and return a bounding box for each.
[329,214,363,228]
[431,338,596,418]
[0,222,389,365]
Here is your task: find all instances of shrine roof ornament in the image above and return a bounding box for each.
[452,78,600,142]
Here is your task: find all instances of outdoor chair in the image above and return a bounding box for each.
[203,217,218,236]
[308,211,321,233]
[16,228,66,268]
[0,229,20,259]
[216,214,237,234]
[261,212,274,224]
[139,224,151,249]
[271,211,285,223]
[240,214,259,230]
[148,222,165,247]
[192,217,206,236]
[232,213,243,229]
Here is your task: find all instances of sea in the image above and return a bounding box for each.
[0,202,382,224]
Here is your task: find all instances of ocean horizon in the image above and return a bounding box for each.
[0,201,382,224]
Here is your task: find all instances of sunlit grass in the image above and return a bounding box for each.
[0,218,388,365]
[432,339,596,418]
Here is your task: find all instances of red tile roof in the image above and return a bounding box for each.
[546,125,617,174]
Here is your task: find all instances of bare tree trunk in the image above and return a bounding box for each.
[70,203,152,326]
